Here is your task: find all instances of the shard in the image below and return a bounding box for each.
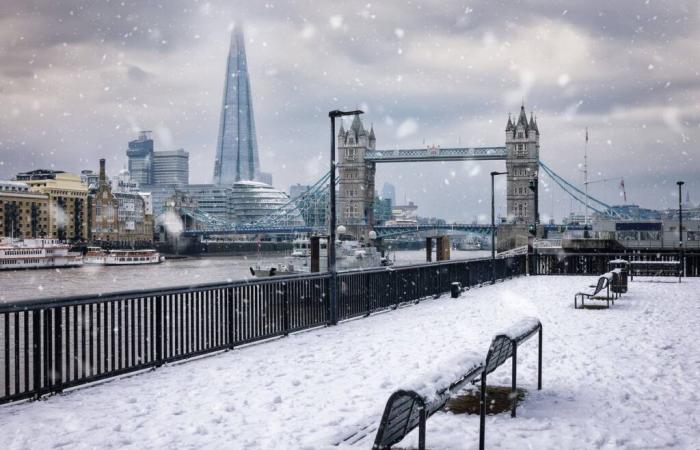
[213,26,260,184]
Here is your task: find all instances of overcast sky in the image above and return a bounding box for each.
[1,0,698,222]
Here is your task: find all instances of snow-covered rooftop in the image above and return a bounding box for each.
[1,276,698,449]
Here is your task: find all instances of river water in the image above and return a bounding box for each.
[0,250,490,304]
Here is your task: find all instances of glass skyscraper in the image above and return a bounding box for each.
[213,26,260,184]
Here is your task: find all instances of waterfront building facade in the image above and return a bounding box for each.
[179,184,234,220]
[0,181,50,238]
[229,181,302,225]
[16,170,89,242]
[91,159,154,247]
[213,27,261,184]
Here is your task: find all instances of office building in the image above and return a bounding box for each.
[380,182,396,207]
[152,149,189,185]
[127,131,154,185]
[213,26,261,184]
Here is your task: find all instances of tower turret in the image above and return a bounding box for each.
[505,102,539,227]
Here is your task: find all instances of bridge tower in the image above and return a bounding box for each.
[505,104,539,225]
[338,114,376,240]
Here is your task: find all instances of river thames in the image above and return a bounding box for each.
[0,250,490,303]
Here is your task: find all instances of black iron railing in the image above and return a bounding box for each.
[534,252,700,276]
[0,255,526,405]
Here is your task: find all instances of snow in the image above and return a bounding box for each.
[500,316,541,341]
[2,276,700,449]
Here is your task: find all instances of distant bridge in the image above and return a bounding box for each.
[365,146,507,163]
[374,223,492,239]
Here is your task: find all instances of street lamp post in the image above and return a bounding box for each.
[677,181,684,283]
[491,171,508,284]
[328,109,363,325]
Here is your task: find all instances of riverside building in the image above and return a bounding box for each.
[15,170,89,242]
[0,181,50,238]
[90,159,154,247]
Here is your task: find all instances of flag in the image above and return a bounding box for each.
[620,179,627,202]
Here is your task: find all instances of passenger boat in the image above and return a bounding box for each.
[84,247,163,265]
[0,238,83,270]
[104,249,163,265]
[84,246,108,264]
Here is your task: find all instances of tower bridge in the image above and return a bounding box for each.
[338,105,540,245]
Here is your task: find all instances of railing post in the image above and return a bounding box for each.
[393,270,399,309]
[329,272,338,325]
[32,309,42,399]
[511,343,518,418]
[418,405,427,450]
[55,307,63,391]
[283,282,290,336]
[365,274,371,316]
[479,372,487,450]
[155,295,163,366]
[227,287,235,349]
[538,326,543,390]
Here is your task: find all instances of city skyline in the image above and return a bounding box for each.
[0,1,698,222]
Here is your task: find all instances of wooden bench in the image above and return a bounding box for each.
[340,317,542,450]
[575,273,615,309]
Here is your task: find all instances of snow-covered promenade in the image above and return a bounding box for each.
[2,276,699,449]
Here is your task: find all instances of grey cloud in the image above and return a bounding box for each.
[0,0,699,220]
[127,65,150,82]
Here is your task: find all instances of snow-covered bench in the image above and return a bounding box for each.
[575,273,615,309]
[338,317,542,450]
[628,260,681,280]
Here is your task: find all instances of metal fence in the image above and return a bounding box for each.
[533,252,700,277]
[0,255,525,405]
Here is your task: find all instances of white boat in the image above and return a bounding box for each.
[84,246,108,264]
[104,249,163,265]
[303,238,391,271]
[249,262,299,277]
[0,238,83,270]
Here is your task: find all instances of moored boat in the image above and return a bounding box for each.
[104,249,163,265]
[0,238,83,270]
[84,246,108,264]
[249,262,299,277]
